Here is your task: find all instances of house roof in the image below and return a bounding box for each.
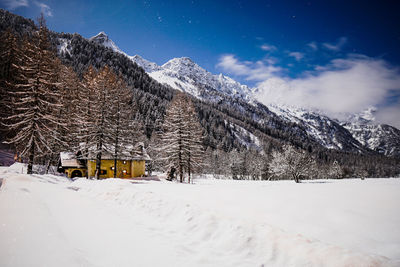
[60,152,85,168]
[80,142,151,161]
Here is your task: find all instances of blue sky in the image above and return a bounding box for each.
[1,0,400,126]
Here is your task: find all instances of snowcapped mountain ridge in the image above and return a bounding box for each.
[89,32,126,56]
[89,32,255,102]
[89,32,400,156]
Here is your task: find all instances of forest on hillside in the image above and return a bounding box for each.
[0,9,399,181]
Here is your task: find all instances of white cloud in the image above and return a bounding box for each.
[216,54,282,81]
[255,55,400,127]
[288,52,304,61]
[260,44,277,52]
[307,41,318,51]
[34,1,52,17]
[375,103,400,129]
[2,0,28,10]
[323,37,347,51]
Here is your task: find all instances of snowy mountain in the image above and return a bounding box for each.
[267,104,364,151]
[341,108,400,156]
[89,31,400,156]
[90,32,254,102]
[89,31,126,56]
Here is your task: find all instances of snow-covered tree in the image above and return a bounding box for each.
[328,160,343,179]
[161,93,203,183]
[269,144,315,183]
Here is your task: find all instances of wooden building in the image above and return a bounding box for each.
[59,143,151,179]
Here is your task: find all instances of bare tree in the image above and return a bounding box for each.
[328,160,343,179]
[161,93,203,183]
[269,144,315,183]
[2,18,65,174]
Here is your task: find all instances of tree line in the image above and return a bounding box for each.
[0,16,204,181]
[1,10,399,182]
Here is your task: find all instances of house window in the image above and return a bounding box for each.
[100,170,107,175]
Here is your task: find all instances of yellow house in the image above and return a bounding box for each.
[59,143,151,179]
[86,158,147,179]
[86,142,151,179]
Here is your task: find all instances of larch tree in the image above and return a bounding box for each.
[161,92,203,183]
[184,99,204,183]
[3,16,65,174]
[79,65,136,179]
[45,60,82,173]
[85,66,115,179]
[108,74,137,178]
[0,30,17,118]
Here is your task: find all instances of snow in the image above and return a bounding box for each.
[89,32,127,56]
[225,121,261,150]
[1,164,399,267]
[88,32,256,103]
[57,38,71,56]
[86,32,400,156]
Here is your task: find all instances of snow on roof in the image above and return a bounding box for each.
[60,152,83,168]
[80,142,151,161]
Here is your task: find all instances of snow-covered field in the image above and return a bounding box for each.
[0,164,399,267]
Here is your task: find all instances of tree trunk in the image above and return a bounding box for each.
[27,141,35,174]
[95,151,102,179]
[293,174,300,183]
[45,153,56,174]
[113,104,120,178]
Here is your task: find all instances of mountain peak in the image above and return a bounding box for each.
[132,55,161,72]
[163,57,196,67]
[89,31,124,55]
[161,56,203,74]
[96,31,107,37]
[347,106,377,125]
[90,31,109,41]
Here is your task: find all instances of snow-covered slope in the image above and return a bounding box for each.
[89,32,254,102]
[89,32,400,156]
[342,108,400,156]
[89,31,127,56]
[1,166,399,266]
[267,104,363,151]
[151,57,255,101]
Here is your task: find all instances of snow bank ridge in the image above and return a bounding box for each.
[70,178,392,267]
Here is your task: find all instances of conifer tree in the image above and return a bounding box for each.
[161,93,203,182]
[45,60,82,173]
[108,74,137,178]
[184,99,204,183]
[3,16,64,174]
[89,66,115,178]
[0,29,23,138]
